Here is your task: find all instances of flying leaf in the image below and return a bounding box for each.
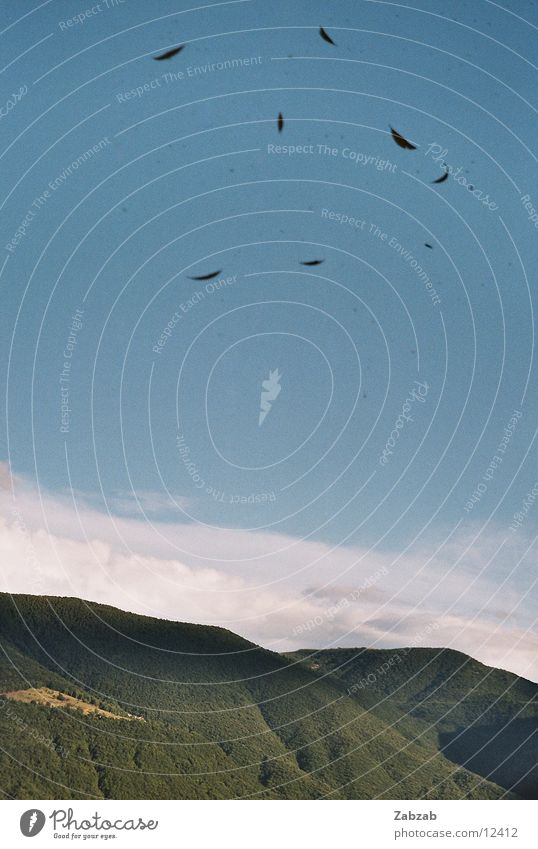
[390,126,417,150]
[319,27,336,45]
[153,45,185,61]
[188,270,222,280]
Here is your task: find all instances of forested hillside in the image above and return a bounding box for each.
[0,593,534,800]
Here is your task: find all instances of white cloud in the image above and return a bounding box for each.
[75,488,191,518]
[0,466,536,681]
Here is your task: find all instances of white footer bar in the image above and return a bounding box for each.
[2,799,535,848]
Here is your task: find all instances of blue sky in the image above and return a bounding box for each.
[1,0,537,677]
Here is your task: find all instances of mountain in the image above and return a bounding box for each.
[0,593,535,800]
[289,648,538,800]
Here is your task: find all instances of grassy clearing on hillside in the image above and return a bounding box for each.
[3,687,144,721]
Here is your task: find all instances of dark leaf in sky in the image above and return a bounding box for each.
[390,126,417,150]
[153,45,185,61]
[319,27,336,45]
[188,270,222,280]
[432,169,449,184]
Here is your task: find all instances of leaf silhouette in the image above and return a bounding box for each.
[188,270,222,280]
[319,27,336,45]
[390,126,417,150]
[432,169,449,184]
[153,45,185,61]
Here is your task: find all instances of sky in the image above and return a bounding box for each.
[0,0,537,681]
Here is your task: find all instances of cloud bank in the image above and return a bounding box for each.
[0,463,536,681]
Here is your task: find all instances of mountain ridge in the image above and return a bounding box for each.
[0,592,535,800]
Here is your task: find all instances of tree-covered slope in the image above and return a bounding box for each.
[290,647,538,799]
[0,593,526,800]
